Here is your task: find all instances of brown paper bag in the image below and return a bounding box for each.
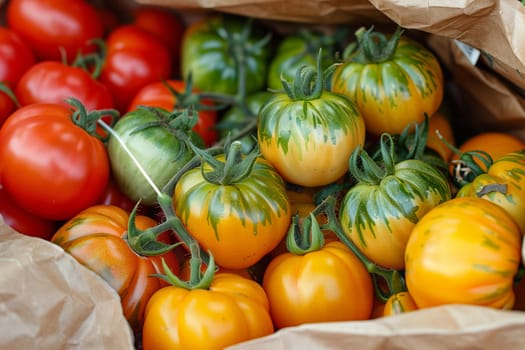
[0,218,135,350]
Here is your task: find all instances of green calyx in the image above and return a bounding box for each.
[281,49,325,101]
[344,25,404,64]
[66,97,119,142]
[350,133,397,184]
[286,212,325,255]
[190,140,260,185]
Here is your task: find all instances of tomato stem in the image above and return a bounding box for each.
[286,213,325,255]
[0,82,20,108]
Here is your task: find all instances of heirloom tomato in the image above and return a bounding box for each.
[128,80,218,147]
[173,141,292,269]
[263,225,373,328]
[181,14,270,94]
[426,111,455,162]
[456,150,525,234]
[6,0,104,61]
[405,197,522,309]
[331,26,444,136]
[382,291,418,316]
[0,102,110,221]
[16,61,114,111]
[143,271,274,350]
[107,107,203,206]
[52,204,180,332]
[99,24,172,113]
[266,29,340,90]
[339,134,451,270]
[258,53,365,187]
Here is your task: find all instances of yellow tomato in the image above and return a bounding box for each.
[383,291,418,316]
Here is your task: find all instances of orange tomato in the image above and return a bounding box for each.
[383,291,418,316]
[426,111,455,161]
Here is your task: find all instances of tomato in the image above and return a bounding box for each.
[97,176,136,213]
[426,110,455,161]
[15,61,114,111]
[132,6,184,76]
[382,291,418,316]
[218,90,272,153]
[267,29,340,90]
[181,14,270,94]
[0,184,58,240]
[456,150,525,234]
[405,197,522,309]
[142,272,274,350]
[258,55,366,187]
[107,107,203,206]
[99,24,172,113]
[6,0,104,61]
[128,80,218,147]
[263,239,373,328]
[331,27,444,136]
[0,27,36,85]
[0,86,17,127]
[339,134,451,270]
[173,143,292,269]
[51,204,180,332]
[0,103,109,221]
[451,132,525,172]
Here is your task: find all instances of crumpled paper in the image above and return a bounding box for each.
[0,218,135,350]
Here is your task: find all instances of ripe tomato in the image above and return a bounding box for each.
[128,80,218,147]
[426,111,455,161]
[0,86,17,128]
[0,27,36,85]
[99,24,172,113]
[405,197,521,309]
[142,272,274,350]
[173,144,292,269]
[0,103,109,221]
[331,27,444,135]
[132,6,184,76]
[181,14,270,94]
[258,56,366,187]
[339,135,451,270]
[52,204,180,333]
[263,239,374,328]
[15,61,114,111]
[0,184,58,240]
[382,291,418,316]
[6,0,104,61]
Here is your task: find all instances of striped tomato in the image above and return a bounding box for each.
[405,197,522,309]
[339,134,451,270]
[331,26,443,136]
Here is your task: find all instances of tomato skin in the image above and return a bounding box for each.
[0,184,58,240]
[107,107,202,206]
[142,272,274,350]
[258,91,365,187]
[263,240,373,328]
[173,155,291,269]
[52,204,180,332]
[16,61,114,111]
[382,291,418,317]
[0,27,36,85]
[339,156,451,270]
[457,150,525,233]
[331,31,443,136]
[6,0,104,61]
[0,103,109,221]
[181,15,270,95]
[99,24,172,113]
[405,197,521,309]
[128,80,218,147]
[426,111,455,161]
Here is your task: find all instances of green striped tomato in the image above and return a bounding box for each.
[456,150,525,234]
[405,197,522,310]
[330,27,443,136]
[173,149,291,270]
[339,135,451,270]
[258,55,365,187]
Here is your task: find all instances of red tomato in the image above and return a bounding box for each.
[99,24,172,113]
[6,0,104,62]
[97,176,137,213]
[0,87,17,127]
[128,80,218,146]
[0,184,58,240]
[0,103,110,221]
[16,61,114,111]
[132,6,184,76]
[0,27,36,85]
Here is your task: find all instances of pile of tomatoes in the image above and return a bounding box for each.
[1,0,525,349]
